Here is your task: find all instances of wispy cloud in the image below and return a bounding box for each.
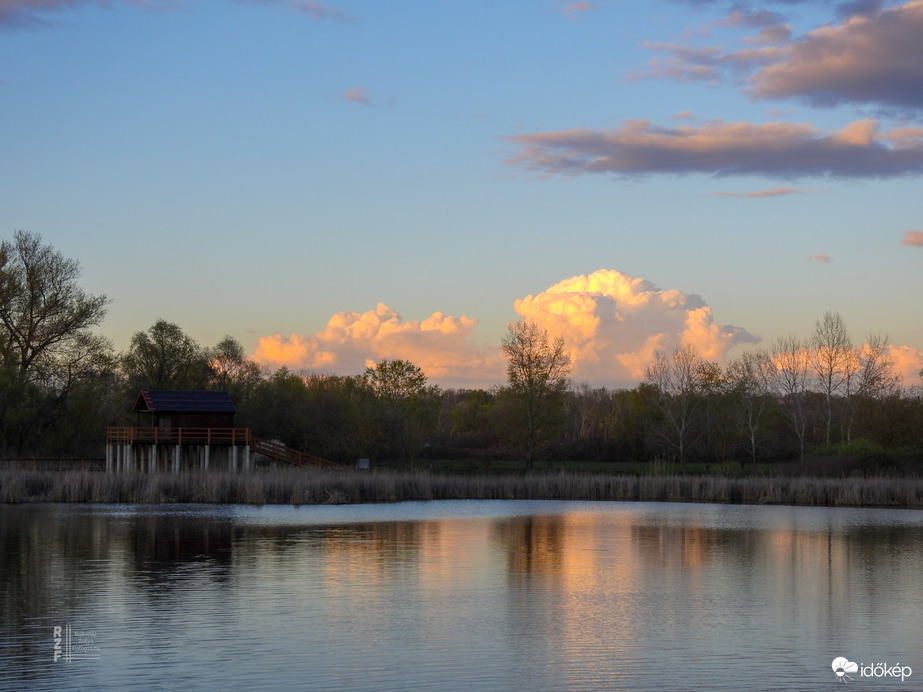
[555,1,597,18]
[504,118,923,179]
[0,0,356,28]
[900,230,923,246]
[807,253,833,263]
[339,86,372,105]
[710,186,820,197]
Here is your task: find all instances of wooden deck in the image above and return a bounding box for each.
[105,427,343,470]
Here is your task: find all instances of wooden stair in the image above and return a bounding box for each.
[250,437,344,469]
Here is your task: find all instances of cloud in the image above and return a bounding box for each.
[710,186,820,197]
[0,0,355,28]
[504,118,923,179]
[340,86,371,105]
[807,253,832,262]
[512,269,758,387]
[887,344,923,384]
[748,0,923,108]
[899,230,923,246]
[252,303,502,388]
[250,271,759,390]
[556,1,597,17]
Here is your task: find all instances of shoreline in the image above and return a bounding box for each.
[2,468,923,509]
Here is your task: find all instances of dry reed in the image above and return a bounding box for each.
[2,468,923,508]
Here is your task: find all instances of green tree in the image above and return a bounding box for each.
[501,320,572,468]
[362,359,439,467]
[121,320,209,391]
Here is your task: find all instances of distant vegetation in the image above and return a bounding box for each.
[1,231,922,477]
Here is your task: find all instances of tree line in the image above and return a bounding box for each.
[1,231,921,468]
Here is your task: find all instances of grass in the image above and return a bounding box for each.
[2,468,923,508]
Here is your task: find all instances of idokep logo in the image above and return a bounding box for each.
[832,656,912,683]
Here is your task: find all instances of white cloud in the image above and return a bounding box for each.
[252,303,502,389]
[512,269,759,387]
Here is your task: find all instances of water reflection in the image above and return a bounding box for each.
[1,501,922,691]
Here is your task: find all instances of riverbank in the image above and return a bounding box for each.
[2,468,923,508]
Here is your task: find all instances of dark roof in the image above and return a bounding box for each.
[134,390,236,414]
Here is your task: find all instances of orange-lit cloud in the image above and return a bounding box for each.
[340,86,371,105]
[887,344,923,384]
[253,303,502,388]
[807,253,832,263]
[504,119,923,179]
[900,230,923,246]
[513,269,759,386]
[710,186,819,197]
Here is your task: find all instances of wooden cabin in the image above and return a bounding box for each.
[106,390,253,472]
[106,390,343,472]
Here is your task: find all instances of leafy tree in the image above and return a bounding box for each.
[121,320,209,391]
[501,320,571,468]
[362,359,439,466]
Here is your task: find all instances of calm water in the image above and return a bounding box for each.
[1,500,922,691]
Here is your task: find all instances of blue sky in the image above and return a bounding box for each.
[2,0,921,388]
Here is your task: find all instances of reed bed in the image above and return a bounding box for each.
[2,468,923,508]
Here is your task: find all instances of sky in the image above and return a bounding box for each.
[2,0,921,389]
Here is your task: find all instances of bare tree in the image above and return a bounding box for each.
[0,231,109,375]
[725,351,772,466]
[809,311,858,445]
[502,320,571,468]
[643,343,709,469]
[764,336,811,461]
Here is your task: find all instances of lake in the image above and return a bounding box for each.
[1,500,922,691]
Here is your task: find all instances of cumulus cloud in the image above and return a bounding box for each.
[504,118,923,179]
[749,0,923,108]
[887,344,923,384]
[710,186,820,197]
[250,271,759,390]
[899,230,923,246]
[512,269,759,387]
[807,253,833,262]
[252,303,502,388]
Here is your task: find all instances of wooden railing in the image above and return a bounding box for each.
[107,427,252,446]
[250,437,343,469]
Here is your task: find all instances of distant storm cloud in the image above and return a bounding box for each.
[252,303,502,388]
[513,269,758,387]
[900,230,923,246]
[505,118,923,179]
